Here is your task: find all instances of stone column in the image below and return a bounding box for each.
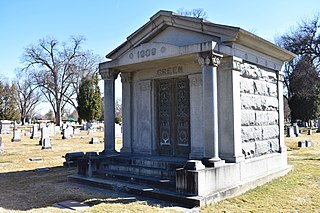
[100,68,119,154]
[278,72,287,152]
[120,72,132,153]
[198,52,224,167]
[217,57,244,163]
[188,74,204,159]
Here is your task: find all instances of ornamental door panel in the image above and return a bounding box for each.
[157,77,190,157]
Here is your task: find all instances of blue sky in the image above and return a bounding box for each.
[1,0,320,113]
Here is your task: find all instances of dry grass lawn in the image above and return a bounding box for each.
[0,127,320,212]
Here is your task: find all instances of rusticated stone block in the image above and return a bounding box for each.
[242,142,256,158]
[240,78,254,94]
[241,110,256,126]
[262,125,279,140]
[241,126,262,142]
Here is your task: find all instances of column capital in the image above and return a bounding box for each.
[219,56,243,71]
[120,72,132,83]
[100,68,119,80]
[197,51,223,67]
[278,71,285,82]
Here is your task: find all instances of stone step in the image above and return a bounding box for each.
[68,174,203,207]
[103,155,185,170]
[101,163,176,179]
[98,170,176,189]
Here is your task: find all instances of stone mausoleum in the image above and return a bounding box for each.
[69,11,295,206]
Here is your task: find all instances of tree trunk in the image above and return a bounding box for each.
[55,103,62,126]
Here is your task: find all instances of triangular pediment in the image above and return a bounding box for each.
[106,11,240,60]
[103,10,295,71]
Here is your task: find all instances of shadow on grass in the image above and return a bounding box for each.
[0,166,144,211]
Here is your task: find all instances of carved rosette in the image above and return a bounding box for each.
[100,68,119,80]
[197,51,222,67]
[120,73,132,83]
[189,74,202,87]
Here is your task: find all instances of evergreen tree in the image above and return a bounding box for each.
[77,77,91,122]
[77,73,102,122]
[288,55,320,121]
[0,82,20,120]
[93,73,102,120]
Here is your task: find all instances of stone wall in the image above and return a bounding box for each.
[240,63,280,158]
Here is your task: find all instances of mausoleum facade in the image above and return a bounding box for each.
[70,11,295,206]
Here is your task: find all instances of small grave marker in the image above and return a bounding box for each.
[53,200,90,211]
[89,137,99,144]
[35,167,49,172]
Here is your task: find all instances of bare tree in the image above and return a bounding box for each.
[177,8,207,19]
[14,68,42,125]
[22,36,99,126]
[276,14,320,121]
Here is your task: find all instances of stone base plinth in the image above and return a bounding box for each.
[176,152,291,202]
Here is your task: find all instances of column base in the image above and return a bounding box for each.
[202,157,225,167]
[183,160,205,171]
[99,150,118,156]
[120,146,132,154]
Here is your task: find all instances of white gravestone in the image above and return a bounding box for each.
[11,122,21,142]
[40,127,51,149]
[0,120,11,134]
[62,126,73,139]
[287,126,295,137]
[293,123,300,136]
[31,124,40,139]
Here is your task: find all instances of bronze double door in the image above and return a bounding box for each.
[156,77,190,157]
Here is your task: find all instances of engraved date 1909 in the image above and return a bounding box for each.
[137,48,157,58]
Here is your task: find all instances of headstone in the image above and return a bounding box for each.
[115,124,122,138]
[317,120,320,133]
[73,128,80,135]
[11,129,21,142]
[298,141,306,148]
[31,124,40,139]
[86,122,93,130]
[286,126,295,137]
[293,123,299,136]
[89,137,99,144]
[47,125,55,136]
[55,126,61,134]
[39,123,46,130]
[0,136,4,154]
[62,124,67,131]
[62,126,73,139]
[305,139,312,147]
[87,128,96,135]
[11,122,21,142]
[40,127,51,149]
[81,123,87,130]
[0,120,11,134]
[308,129,312,135]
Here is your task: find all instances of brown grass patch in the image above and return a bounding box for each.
[1,128,320,212]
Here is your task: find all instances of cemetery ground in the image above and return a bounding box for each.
[0,128,319,212]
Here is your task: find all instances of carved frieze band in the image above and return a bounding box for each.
[197,51,222,67]
[219,57,243,71]
[120,73,132,83]
[139,80,151,91]
[100,68,119,80]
